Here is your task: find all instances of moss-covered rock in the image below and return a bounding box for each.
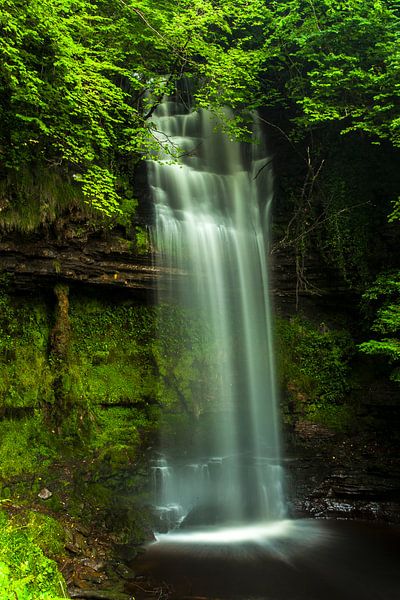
[275,315,357,432]
[0,287,214,542]
[0,509,67,599]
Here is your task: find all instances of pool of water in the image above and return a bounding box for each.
[137,519,400,600]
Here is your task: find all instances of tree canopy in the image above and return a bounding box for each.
[1,0,399,216]
[0,0,267,214]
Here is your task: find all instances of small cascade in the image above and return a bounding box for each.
[148,96,285,528]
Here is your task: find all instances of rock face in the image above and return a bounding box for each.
[0,201,398,528]
[0,216,351,314]
[0,225,158,296]
[270,243,351,315]
[285,428,400,524]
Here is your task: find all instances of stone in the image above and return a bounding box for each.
[38,487,53,500]
[69,588,133,599]
[81,558,106,572]
[114,562,136,580]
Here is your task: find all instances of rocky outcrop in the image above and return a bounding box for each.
[0,225,159,295]
[285,425,400,524]
[0,219,352,312]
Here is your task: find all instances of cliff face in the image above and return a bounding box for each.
[0,183,399,531]
[0,214,351,312]
[0,224,157,296]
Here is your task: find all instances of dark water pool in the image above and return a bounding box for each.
[136,519,400,600]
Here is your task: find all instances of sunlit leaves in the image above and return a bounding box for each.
[0,0,273,215]
[262,0,400,147]
[359,272,400,380]
[1,0,399,217]
[74,167,121,216]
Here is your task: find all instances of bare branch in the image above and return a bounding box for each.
[253,158,273,180]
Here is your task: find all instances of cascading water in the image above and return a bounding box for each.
[141,97,400,600]
[148,97,285,527]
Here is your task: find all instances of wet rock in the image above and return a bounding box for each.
[66,542,82,555]
[76,523,91,536]
[285,430,400,524]
[81,558,106,572]
[38,487,52,500]
[301,497,400,523]
[0,227,157,295]
[65,530,88,555]
[69,589,132,599]
[74,566,106,586]
[295,419,335,439]
[114,540,153,563]
[114,562,136,580]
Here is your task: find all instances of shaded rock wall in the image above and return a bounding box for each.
[0,215,352,313]
[1,176,399,527]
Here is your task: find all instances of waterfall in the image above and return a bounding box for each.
[148,98,285,527]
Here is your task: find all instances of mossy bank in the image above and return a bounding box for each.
[0,278,398,597]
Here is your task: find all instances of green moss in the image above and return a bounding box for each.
[113,198,138,232]
[0,510,67,599]
[88,407,147,465]
[67,298,214,416]
[67,297,157,410]
[78,361,154,405]
[153,303,216,411]
[0,292,159,477]
[0,349,54,408]
[0,292,54,409]
[276,316,356,431]
[0,414,57,479]
[305,402,356,432]
[10,511,66,559]
[0,168,85,233]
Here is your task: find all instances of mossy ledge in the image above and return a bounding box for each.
[0,284,221,596]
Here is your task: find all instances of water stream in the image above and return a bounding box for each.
[148,98,284,527]
[143,97,400,600]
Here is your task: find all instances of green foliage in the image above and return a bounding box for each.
[305,401,355,432]
[260,0,400,147]
[359,271,400,381]
[0,0,271,218]
[74,166,122,217]
[135,226,151,254]
[0,414,57,478]
[0,0,398,229]
[113,198,139,233]
[0,0,148,215]
[0,510,67,599]
[309,137,391,287]
[0,0,398,248]
[276,316,355,430]
[262,0,400,283]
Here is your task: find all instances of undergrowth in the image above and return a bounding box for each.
[275,316,356,431]
[0,509,67,599]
